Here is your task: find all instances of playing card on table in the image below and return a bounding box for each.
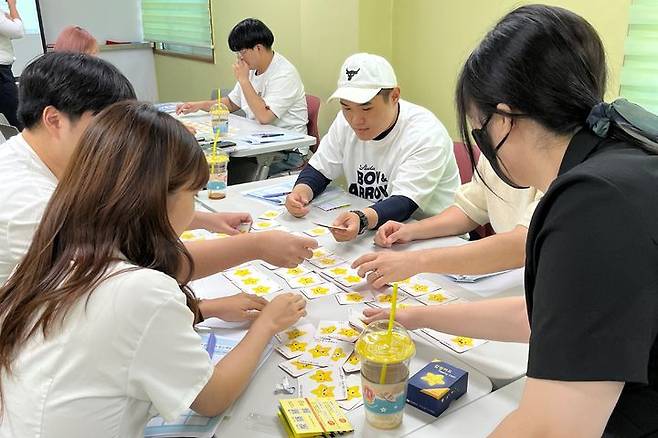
[335,290,374,305]
[278,358,320,378]
[348,309,368,331]
[416,290,458,306]
[299,282,342,300]
[310,246,334,260]
[297,339,354,367]
[239,277,282,296]
[372,288,408,305]
[258,209,283,220]
[276,323,316,343]
[396,300,426,310]
[275,323,315,358]
[298,367,347,401]
[422,328,488,353]
[250,219,280,231]
[316,321,361,343]
[337,373,364,411]
[320,264,353,279]
[334,273,367,288]
[286,272,325,289]
[303,226,330,237]
[259,260,280,270]
[223,264,260,283]
[275,265,312,282]
[342,350,362,373]
[397,276,442,297]
[307,255,346,269]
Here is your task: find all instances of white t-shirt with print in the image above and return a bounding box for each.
[454,155,543,232]
[0,134,58,285]
[0,263,214,438]
[308,99,460,217]
[228,51,308,135]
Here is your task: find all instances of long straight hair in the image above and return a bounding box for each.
[0,101,209,409]
[455,5,607,177]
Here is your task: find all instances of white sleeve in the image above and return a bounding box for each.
[6,194,49,272]
[388,126,455,210]
[518,189,543,228]
[307,113,345,180]
[453,156,490,225]
[0,17,24,39]
[127,276,213,422]
[227,82,242,108]
[262,71,304,119]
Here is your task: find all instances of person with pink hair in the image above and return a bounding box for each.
[53,25,98,55]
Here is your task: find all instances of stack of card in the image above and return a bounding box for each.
[258,209,283,220]
[180,229,229,242]
[296,338,354,368]
[307,254,346,269]
[321,264,367,288]
[370,289,410,309]
[337,374,364,411]
[298,367,348,401]
[335,289,375,305]
[275,323,316,359]
[250,219,281,231]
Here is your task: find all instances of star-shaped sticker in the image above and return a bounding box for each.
[309,345,331,358]
[309,370,333,383]
[311,286,330,295]
[311,384,335,398]
[452,336,474,347]
[421,372,446,387]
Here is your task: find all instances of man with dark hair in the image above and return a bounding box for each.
[177,18,308,176]
[178,18,307,134]
[286,53,460,242]
[0,52,136,284]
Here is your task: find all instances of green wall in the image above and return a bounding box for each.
[154,0,631,138]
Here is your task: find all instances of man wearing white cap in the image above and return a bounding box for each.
[285,53,459,242]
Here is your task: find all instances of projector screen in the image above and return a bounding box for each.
[0,0,46,77]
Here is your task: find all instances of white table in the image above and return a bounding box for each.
[197,176,529,389]
[178,112,316,179]
[408,377,525,437]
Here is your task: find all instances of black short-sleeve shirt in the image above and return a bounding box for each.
[525,129,658,437]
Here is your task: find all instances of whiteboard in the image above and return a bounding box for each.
[0,0,46,77]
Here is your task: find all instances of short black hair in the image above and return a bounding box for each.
[18,52,136,129]
[228,18,274,52]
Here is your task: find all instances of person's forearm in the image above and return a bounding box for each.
[220,97,240,113]
[239,78,275,124]
[193,322,273,415]
[416,226,527,275]
[182,233,261,280]
[409,296,530,342]
[8,2,20,20]
[406,206,479,241]
[187,211,217,231]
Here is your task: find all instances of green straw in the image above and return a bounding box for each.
[379,283,399,384]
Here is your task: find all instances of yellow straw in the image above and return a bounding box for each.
[379,283,399,384]
[210,88,222,174]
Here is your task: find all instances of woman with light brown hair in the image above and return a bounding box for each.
[53,25,98,54]
[0,100,306,438]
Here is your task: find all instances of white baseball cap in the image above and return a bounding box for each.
[329,53,398,104]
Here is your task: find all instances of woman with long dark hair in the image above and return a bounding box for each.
[360,5,658,436]
[0,101,306,437]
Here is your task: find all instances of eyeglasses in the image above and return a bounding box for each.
[470,113,528,189]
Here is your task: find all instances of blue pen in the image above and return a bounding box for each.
[262,191,291,198]
[205,333,217,358]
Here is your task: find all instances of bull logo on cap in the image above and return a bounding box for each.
[345,68,360,81]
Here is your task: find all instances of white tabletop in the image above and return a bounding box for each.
[197,176,529,389]
[408,377,525,437]
[178,112,316,158]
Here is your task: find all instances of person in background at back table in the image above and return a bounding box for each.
[0,101,307,438]
[177,18,308,176]
[285,53,460,242]
[0,0,23,129]
[53,25,98,55]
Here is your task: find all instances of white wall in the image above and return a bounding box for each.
[38,0,158,101]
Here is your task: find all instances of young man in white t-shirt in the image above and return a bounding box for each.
[285,53,460,242]
[0,53,316,309]
[352,155,544,287]
[177,18,309,175]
